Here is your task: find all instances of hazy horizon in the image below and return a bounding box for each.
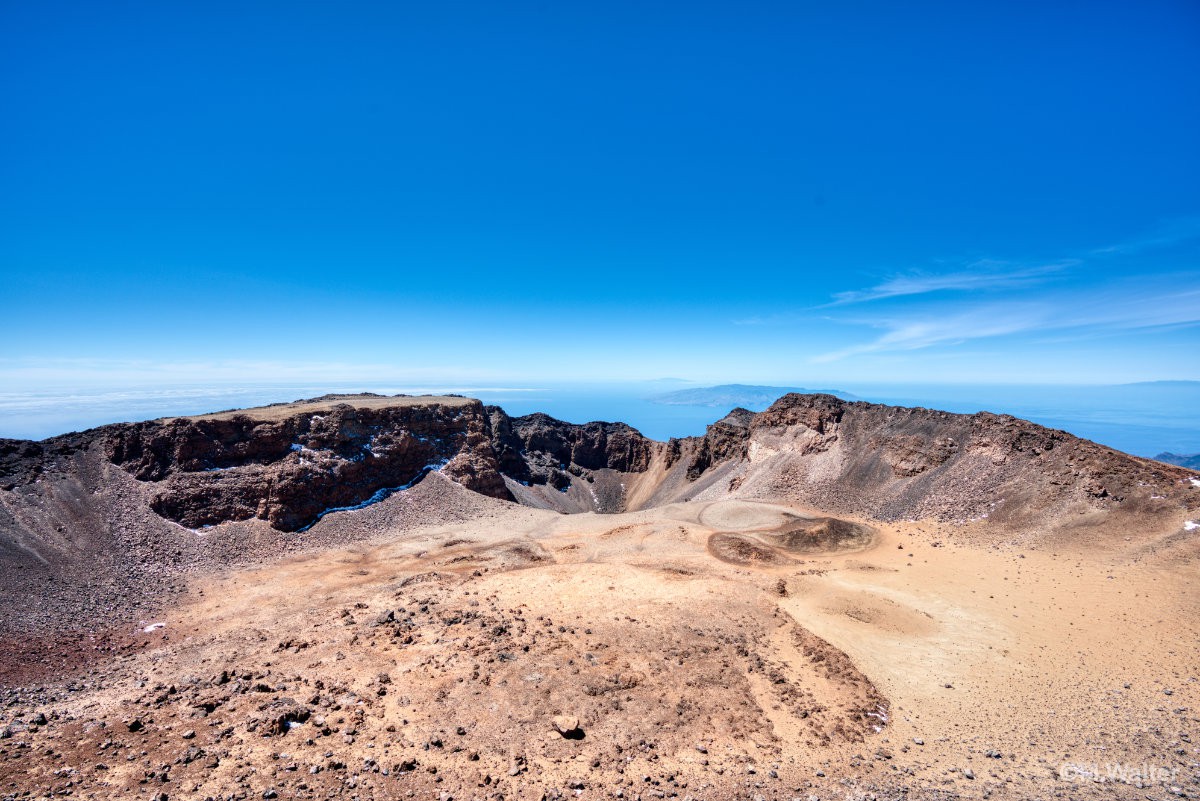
[4,378,1197,460]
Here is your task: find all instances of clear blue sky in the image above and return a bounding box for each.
[2,1,1198,389]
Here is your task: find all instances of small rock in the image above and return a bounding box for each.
[913,737,924,745]
[963,768,975,780]
[551,715,582,738]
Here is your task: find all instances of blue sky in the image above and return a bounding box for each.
[2,1,1198,389]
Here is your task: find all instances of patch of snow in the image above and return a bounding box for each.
[286,720,305,729]
[290,443,303,452]
[363,441,388,459]
[1185,521,1199,531]
[1191,477,1200,488]
[295,459,449,532]
[143,622,165,633]
[866,705,889,733]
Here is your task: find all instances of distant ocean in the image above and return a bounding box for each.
[0,381,1196,460]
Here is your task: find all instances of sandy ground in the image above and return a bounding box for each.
[160,395,475,423]
[1,477,1197,800]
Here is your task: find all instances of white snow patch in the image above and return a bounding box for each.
[866,705,889,732]
[1191,477,1200,487]
[290,443,303,452]
[363,442,388,459]
[1185,521,1199,531]
[296,459,449,532]
[143,622,165,633]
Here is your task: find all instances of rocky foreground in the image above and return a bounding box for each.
[1,394,1198,800]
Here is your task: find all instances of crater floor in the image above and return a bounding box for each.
[2,481,1196,800]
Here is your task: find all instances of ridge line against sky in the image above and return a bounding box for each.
[1,1,1197,388]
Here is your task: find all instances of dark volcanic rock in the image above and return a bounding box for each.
[106,400,500,531]
[4,392,1195,538]
[681,393,1199,525]
[505,413,657,489]
[686,408,755,480]
[0,395,662,534]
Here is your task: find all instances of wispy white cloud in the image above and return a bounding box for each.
[811,303,1049,362]
[812,282,1200,363]
[1089,216,1200,256]
[827,260,1074,306]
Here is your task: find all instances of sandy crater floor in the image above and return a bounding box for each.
[2,490,1197,800]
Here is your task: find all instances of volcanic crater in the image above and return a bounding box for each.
[0,392,1197,801]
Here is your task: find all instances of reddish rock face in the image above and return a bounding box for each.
[2,397,663,533]
[683,393,1198,524]
[103,401,500,531]
[684,407,755,480]
[1,392,1195,537]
